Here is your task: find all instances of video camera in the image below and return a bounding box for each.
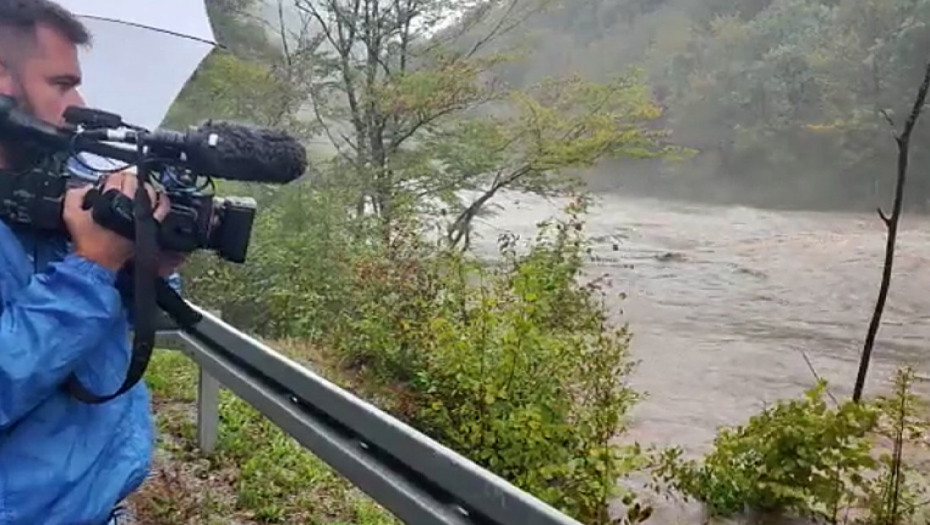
[0,95,307,263]
[0,94,307,405]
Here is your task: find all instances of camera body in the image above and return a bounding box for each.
[0,152,257,263]
[140,164,257,263]
[158,189,257,263]
[0,95,305,265]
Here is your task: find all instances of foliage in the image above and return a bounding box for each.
[855,367,930,525]
[438,71,683,247]
[168,9,660,517]
[494,0,930,211]
[176,186,651,523]
[167,0,676,248]
[205,0,282,62]
[652,381,880,522]
[652,0,930,209]
[330,196,649,524]
[649,370,930,524]
[166,0,318,138]
[161,3,930,525]
[166,51,307,133]
[284,0,673,244]
[181,181,368,339]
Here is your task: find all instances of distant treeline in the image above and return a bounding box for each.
[497,0,930,211]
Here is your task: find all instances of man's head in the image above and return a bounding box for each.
[0,0,89,126]
[0,0,90,168]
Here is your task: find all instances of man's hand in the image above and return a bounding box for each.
[157,251,187,278]
[63,171,170,272]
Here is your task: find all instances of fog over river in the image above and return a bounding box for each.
[468,190,930,458]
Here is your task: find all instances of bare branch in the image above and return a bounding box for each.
[295,1,340,53]
[389,101,477,152]
[447,164,532,247]
[853,58,930,403]
[336,129,361,151]
[877,207,891,227]
[417,0,549,61]
[308,88,359,167]
[881,108,896,130]
[799,350,839,406]
[464,0,520,59]
[901,65,930,142]
[398,0,414,72]
[277,0,292,69]
[298,0,368,144]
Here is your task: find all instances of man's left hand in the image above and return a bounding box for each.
[157,251,187,278]
[153,191,187,277]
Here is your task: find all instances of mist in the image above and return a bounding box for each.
[433,0,930,213]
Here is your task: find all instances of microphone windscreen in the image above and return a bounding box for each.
[191,121,308,184]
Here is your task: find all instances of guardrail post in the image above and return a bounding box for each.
[196,310,221,454]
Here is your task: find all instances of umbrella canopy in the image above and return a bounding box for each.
[53,0,217,131]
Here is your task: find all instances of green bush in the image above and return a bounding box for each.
[855,367,930,525]
[332,198,648,524]
[183,186,649,522]
[652,381,880,521]
[182,182,366,339]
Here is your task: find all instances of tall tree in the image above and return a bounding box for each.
[853,59,930,403]
[291,0,672,245]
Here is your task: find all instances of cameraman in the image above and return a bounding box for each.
[0,2,185,524]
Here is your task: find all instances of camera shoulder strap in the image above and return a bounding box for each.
[65,178,160,404]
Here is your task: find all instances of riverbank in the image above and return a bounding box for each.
[131,342,930,525]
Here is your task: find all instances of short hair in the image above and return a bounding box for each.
[0,0,91,62]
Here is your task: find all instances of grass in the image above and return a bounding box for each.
[130,346,399,525]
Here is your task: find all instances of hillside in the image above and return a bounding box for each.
[191,0,930,212]
[463,0,930,211]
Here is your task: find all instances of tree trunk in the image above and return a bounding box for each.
[853,60,930,402]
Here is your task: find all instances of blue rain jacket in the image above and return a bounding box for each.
[0,220,155,525]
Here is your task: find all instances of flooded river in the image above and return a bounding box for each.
[469,190,930,458]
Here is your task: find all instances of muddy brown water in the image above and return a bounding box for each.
[467,190,930,523]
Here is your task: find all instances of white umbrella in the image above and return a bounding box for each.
[53,0,217,131]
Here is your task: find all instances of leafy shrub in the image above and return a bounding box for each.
[332,197,648,524]
[855,367,930,525]
[182,182,366,339]
[652,381,880,521]
[183,185,649,522]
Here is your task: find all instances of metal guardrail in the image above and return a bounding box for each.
[156,303,584,525]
